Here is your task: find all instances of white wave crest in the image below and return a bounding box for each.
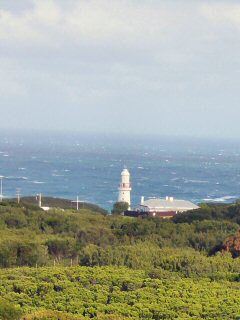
[30,180,45,184]
[203,196,237,203]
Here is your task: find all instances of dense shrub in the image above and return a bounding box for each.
[0,298,22,320]
[0,202,240,318]
[0,266,240,319]
[0,201,239,268]
[21,310,83,320]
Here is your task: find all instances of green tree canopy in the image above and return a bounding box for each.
[111,202,129,215]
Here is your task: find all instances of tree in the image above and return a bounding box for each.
[111,202,129,215]
[46,239,76,261]
[221,230,240,258]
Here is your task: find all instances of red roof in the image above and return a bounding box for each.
[150,211,176,217]
[124,210,177,218]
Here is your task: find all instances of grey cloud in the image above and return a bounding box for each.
[0,0,240,138]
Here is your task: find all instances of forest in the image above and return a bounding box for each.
[1,200,240,319]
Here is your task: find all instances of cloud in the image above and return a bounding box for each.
[0,1,62,46]
[63,1,172,43]
[0,0,219,64]
[0,0,188,48]
[201,3,240,29]
[0,0,240,138]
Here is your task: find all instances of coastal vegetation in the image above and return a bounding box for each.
[111,201,129,215]
[3,265,240,320]
[1,200,240,319]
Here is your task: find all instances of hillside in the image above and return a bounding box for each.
[1,201,240,319]
[8,196,108,214]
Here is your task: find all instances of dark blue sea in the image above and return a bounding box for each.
[0,131,240,211]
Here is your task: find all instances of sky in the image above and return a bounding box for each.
[0,0,240,139]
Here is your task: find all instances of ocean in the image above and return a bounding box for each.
[0,131,240,211]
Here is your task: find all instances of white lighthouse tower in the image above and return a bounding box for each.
[118,168,132,209]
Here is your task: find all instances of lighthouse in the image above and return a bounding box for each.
[118,168,132,208]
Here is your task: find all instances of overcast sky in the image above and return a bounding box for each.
[0,0,240,138]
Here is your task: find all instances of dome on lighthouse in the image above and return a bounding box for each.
[121,168,130,175]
